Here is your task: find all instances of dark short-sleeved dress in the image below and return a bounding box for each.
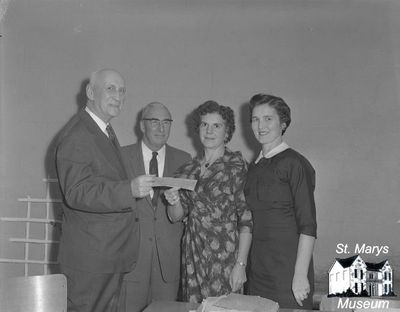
[175,148,253,303]
[244,148,317,309]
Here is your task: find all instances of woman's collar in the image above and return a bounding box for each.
[255,142,289,164]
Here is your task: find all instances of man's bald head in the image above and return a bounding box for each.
[86,69,126,123]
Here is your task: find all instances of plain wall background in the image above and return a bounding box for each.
[1,0,400,293]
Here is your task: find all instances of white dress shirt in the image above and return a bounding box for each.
[142,141,166,198]
[85,106,110,137]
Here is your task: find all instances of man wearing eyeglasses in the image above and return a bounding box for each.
[119,102,191,312]
[56,69,155,312]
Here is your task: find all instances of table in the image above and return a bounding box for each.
[143,300,320,312]
[0,274,67,312]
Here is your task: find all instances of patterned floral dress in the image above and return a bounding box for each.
[175,148,253,303]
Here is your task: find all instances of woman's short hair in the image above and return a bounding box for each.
[249,93,291,135]
[193,100,235,144]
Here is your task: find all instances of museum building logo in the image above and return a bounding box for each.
[328,255,394,297]
[325,254,398,310]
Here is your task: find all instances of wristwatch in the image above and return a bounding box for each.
[236,261,246,267]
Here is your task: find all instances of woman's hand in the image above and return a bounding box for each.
[292,273,310,307]
[292,233,315,306]
[164,186,180,205]
[229,263,247,293]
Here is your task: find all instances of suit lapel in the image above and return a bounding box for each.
[131,143,153,208]
[79,110,127,179]
[158,145,177,209]
[163,145,174,178]
[130,143,146,176]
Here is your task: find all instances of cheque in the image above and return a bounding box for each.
[153,177,197,191]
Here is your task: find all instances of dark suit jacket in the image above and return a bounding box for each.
[122,143,191,282]
[56,110,139,273]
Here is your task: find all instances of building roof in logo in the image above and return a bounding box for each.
[335,255,359,268]
[365,260,388,272]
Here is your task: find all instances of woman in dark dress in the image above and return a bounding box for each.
[245,94,317,309]
[164,101,252,303]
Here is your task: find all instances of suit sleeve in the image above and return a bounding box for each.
[56,136,135,213]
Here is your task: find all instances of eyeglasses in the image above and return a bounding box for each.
[143,118,173,128]
[104,84,126,97]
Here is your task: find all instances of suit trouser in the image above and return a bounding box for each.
[61,265,124,312]
[118,246,179,312]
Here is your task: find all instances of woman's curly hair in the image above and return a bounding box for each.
[192,100,235,144]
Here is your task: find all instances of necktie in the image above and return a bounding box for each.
[106,124,119,150]
[106,124,124,169]
[149,151,159,207]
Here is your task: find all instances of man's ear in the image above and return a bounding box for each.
[86,84,94,101]
[139,120,145,133]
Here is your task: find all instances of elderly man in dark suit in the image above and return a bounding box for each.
[56,69,155,312]
[119,102,191,312]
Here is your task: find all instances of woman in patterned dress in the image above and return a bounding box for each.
[244,94,317,309]
[164,101,252,303]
